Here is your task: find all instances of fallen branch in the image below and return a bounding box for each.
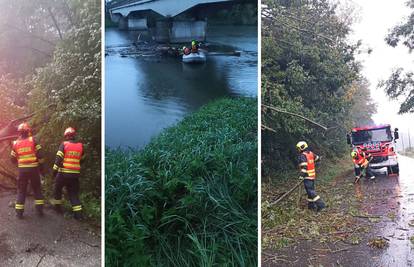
[262,104,328,131]
[36,254,46,267]
[270,180,303,206]
[261,124,278,134]
[351,214,381,219]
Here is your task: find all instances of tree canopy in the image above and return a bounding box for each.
[262,0,375,175]
[380,0,414,114]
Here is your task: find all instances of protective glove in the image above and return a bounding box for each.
[298,176,305,180]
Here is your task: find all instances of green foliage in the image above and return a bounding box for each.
[261,0,373,175]
[106,98,257,266]
[380,0,414,113]
[27,0,101,218]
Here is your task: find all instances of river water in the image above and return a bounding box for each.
[105,25,257,149]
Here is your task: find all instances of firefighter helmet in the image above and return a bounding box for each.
[17,122,31,134]
[64,127,76,138]
[296,141,308,151]
[351,150,357,158]
[191,40,197,46]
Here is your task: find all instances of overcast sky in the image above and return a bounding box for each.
[345,0,413,147]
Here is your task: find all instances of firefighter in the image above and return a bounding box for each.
[182,46,191,55]
[52,127,84,220]
[296,141,326,212]
[191,40,199,53]
[351,148,375,183]
[10,123,45,219]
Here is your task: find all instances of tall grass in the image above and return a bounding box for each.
[105,98,258,266]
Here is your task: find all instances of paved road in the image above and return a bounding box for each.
[0,191,101,266]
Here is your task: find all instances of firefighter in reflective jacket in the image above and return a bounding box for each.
[351,148,375,183]
[296,141,326,212]
[10,123,45,219]
[52,127,84,220]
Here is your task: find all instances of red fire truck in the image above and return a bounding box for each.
[347,124,400,175]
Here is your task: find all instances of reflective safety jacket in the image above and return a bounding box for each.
[298,150,319,180]
[353,151,372,167]
[53,141,84,174]
[11,137,42,168]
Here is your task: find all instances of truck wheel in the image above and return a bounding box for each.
[390,165,399,175]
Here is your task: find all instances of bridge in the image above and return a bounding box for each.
[107,0,234,43]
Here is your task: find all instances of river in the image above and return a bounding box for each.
[105,25,258,149]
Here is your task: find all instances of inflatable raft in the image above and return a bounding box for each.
[182,52,206,64]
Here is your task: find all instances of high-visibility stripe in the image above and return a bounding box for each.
[53,164,59,170]
[59,168,81,174]
[307,195,320,202]
[300,169,308,173]
[63,162,80,168]
[35,199,44,205]
[299,162,308,166]
[18,163,39,168]
[15,204,24,209]
[51,199,63,205]
[19,157,37,162]
[72,205,82,211]
[64,158,80,163]
[36,144,42,150]
[56,151,64,158]
[10,151,16,157]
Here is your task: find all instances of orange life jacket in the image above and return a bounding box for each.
[13,137,39,168]
[303,151,316,179]
[353,152,368,166]
[61,141,83,174]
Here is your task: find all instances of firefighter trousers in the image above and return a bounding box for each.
[15,168,44,213]
[53,172,82,215]
[303,179,325,211]
[354,165,374,178]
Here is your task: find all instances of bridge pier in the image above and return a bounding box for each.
[128,18,148,30]
[118,16,128,30]
[153,20,206,43]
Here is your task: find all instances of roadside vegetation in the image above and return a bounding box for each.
[261,0,376,253]
[106,98,257,266]
[0,1,101,223]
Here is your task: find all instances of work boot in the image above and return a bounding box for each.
[36,205,44,217]
[16,210,23,219]
[54,205,63,214]
[73,211,83,221]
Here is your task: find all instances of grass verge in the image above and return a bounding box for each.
[105,97,258,266]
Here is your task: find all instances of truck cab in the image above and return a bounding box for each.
[347,125,399,175]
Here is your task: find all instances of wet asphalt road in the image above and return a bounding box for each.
[0,192,100,266]
[264,154,414,267]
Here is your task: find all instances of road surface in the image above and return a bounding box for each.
[0,191,101,266]
[263,155,414,267]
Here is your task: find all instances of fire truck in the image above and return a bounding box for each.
[347,124,399,175]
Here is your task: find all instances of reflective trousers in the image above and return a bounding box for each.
[16,168,44,213]
[303,178,325,211]
[53,172,82,214]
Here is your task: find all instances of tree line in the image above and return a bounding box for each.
[261,0,376,176]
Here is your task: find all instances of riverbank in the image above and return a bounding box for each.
[105,97,257,266]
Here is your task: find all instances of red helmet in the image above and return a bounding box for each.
[64,127,76,138]
[17,122,31,134]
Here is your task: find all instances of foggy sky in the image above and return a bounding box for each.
[347,0,413,149]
